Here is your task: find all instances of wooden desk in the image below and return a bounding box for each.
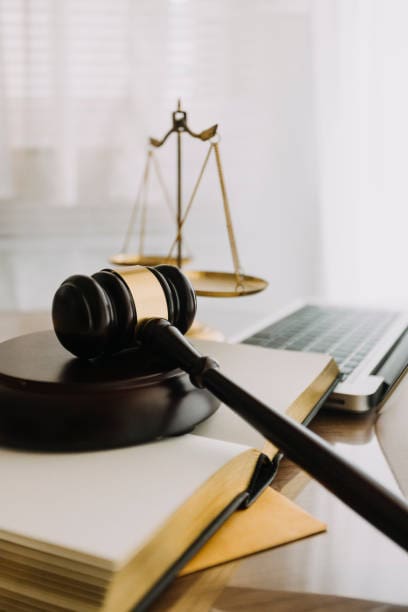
[1,313,407,611]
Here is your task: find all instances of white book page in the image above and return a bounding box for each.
[0,435,248,569]
[191,340,331,448]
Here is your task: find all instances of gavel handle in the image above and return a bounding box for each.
[142,318,408,553]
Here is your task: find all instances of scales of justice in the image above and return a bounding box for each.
[110,101,268,337]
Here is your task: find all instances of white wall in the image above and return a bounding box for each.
[312,0,408,309]
[0,1,320,316]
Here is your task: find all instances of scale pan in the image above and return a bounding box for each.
[185,270,268,297]
[110,253,191,267]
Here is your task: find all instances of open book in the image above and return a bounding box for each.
[0,340,338,611]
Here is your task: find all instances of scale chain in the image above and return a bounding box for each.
[213,142,245,288]
[167,143,214,261]
[151,150,174,217]
[151,149,193,259]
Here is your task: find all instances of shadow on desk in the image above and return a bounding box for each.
[376,372,408,497]
[214,587,406,611]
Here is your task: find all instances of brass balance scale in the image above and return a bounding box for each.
[110,102,268,337]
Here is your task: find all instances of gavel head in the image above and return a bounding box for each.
[52,265,196,359]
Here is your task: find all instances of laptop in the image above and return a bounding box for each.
[233,301,408,413]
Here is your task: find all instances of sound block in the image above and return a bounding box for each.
[0,331,219,452]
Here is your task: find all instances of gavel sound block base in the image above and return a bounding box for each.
[0,330,218,452]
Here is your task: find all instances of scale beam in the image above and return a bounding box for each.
[150,100,218,148]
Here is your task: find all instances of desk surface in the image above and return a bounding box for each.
[1,312,407,611]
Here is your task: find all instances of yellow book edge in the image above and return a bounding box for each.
[180,486,326,576]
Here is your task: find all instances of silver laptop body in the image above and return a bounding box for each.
[229,300,408,413]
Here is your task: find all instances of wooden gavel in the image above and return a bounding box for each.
[52,264,408,552]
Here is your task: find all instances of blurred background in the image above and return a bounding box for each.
[0,0,407,317]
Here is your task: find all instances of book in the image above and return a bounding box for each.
[0,340,338,611]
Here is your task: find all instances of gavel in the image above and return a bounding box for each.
[53,264,408,552]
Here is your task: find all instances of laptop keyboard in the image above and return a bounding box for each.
[243,305,398,381]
